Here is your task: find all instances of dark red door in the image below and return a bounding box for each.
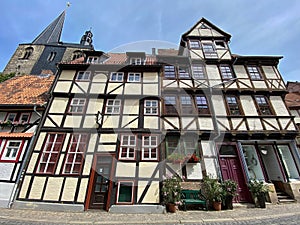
[219,145,251,202]
[88,154,114,210]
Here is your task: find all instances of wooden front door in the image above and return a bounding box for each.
[219,145,251,202]
[88,154,114,210]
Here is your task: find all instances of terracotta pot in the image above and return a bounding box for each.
[166,203,177,213]
[213,201,222,211]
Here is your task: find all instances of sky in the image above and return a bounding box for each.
[1,0,300,81]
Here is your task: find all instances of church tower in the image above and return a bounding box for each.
[3,10,94,75]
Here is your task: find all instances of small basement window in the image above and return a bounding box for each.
[117,181,134,203]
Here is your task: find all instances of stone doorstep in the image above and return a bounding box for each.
[109,205,166,214]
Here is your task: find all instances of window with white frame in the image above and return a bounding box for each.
[130,57,142,65]
[117,181,134,203]
[181,95,194,114]
[144,100,158,115]
[189,40,201,49]
[0,141,22,161]
[76,71,91,81]
[37,133,65,174]
[247,66,262,80]
[110,72,124,82]
[178,66,190,79]
[6,113,17,122]
[192,64,206,79]
[127,73,141,82]
[164,65,176,78]
[105,99,121,114]
[119,135,136,159]
[195,95,210,114]
[19,113,30,123]
[63,134,88,174]
[202,43,218,58]
[220,65,234,79]
[87,56,100,64]
[142,136,158,160]
[68,98,86,113]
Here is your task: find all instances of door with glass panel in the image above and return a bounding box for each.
[89,154,113,210]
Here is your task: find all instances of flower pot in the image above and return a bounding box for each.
[223,195,233,210]
[166,203,177,213]
[213,201,222,211]
[255,193,266,208]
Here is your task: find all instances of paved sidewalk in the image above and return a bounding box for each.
[1,203,300,224]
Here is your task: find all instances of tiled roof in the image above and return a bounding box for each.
[0,75,55,105]
[285,93,300,108]
[287,82,300,93]
[0,132,33,138]
[61,53,159,65]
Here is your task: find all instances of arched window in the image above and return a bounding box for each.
[23,47,34,59]
[72,51,82,60]
[47,52,57,62]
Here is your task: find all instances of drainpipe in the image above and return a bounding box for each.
[8,104,44,208]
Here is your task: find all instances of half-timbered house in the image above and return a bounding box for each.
[0,74,54,208]
[14,18,300,211]
[286,82,300,151]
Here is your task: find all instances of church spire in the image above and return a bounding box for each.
[32,10,66,44]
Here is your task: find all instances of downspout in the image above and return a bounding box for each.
[8,104,44,208]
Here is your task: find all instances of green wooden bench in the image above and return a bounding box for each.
[181,189,208,211]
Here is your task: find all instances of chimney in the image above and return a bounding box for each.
[152,48,156,55]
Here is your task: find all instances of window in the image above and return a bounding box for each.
[19,113,30,123]
[195,95,210,114]
[6,113,17,122]
[164,65,176,79]
[105,99,121,114]
[166,136,180,156]
[37,133,65,174]
[226,96,242,115]
[119,135,136,160]
[164,96,177,115]
[72,51,82,60]
[0,141,22,161]
[215,41,226,49]
[189,40,201,49]
[63,134,88,174]
[68,98,86,113]
[220,65,234,79]
[178,67,190,79]
[192,64,206,79]
[247,66,262,80]
[47,52,56,62]
[144,100,158,115]
[202,43,218,59]
[130,57,142,65]
[23,47,33,59]
[142,136,158,160]
[127,73,141,82]
[255,96,273,115]
[87,56,100,64]
[76,71,91,81]
[117,181,134,203]
[181,96,194,114]
[110,72,124,82]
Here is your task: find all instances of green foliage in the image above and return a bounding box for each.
[161,175,182,204]
[222,179,238,197]
[0,72,15,83]
[202,176,225,203]
[247,179,270,197]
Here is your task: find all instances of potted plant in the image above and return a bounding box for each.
[221,179,238,210]
[202,176,224,211]
[247,179,270,208]
[166,153,186,164]
[161,175,182,213]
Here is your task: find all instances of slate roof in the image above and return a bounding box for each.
[32,11,65,44]
[0,75,55,106]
